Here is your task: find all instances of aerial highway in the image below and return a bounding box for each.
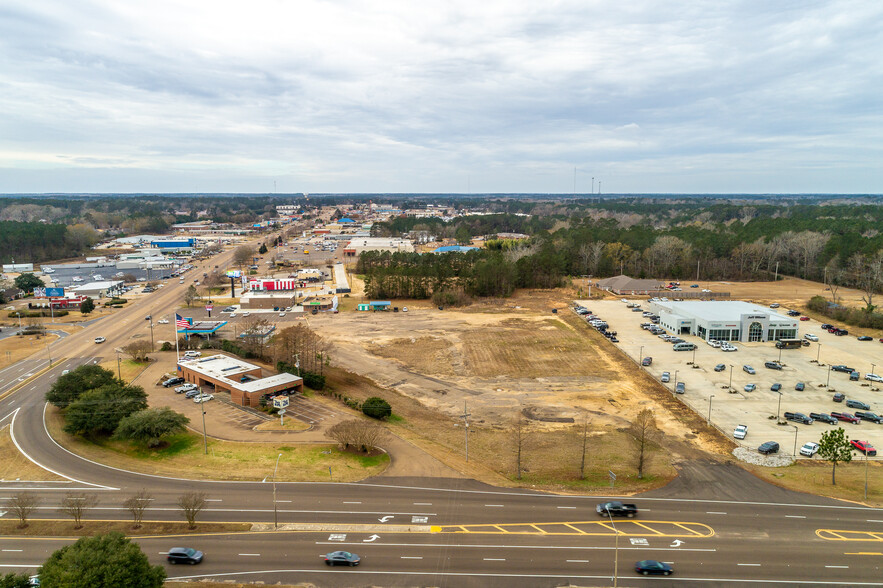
[1,244,883,585]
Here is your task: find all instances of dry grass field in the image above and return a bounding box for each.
[0,424,64,481]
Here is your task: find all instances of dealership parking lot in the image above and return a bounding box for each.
[575,299,883,460]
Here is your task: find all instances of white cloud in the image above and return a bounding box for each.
[0,0,880,193]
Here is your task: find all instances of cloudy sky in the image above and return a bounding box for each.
[0,1,880,194]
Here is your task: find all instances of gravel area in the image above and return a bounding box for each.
[733,446,795,467]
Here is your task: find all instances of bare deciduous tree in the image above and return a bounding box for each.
[629,409,657,479]
[59,492,98,529]
[177,491,207,529]
[124,489,152,528]
[121,340,153,362]
[9,492,39,528]
[233,245,255,268]
[327,419,387,453]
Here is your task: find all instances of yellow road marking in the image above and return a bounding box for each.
[818,529,883,542]
[432,520,714,538]
[845,552,883,556]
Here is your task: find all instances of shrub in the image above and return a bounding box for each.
[362,397,392,420]
[160,342,173,352]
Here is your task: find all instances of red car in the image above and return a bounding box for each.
[851,440,877,456]
[831,412,861,424]
[800,316,810,321]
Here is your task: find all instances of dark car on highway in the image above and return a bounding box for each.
[167,547,203,565]
[758,441,780,454]
[325,551,361,566]
[809,412,838,425]
[846,399,871,410]
[851,440,877,456]
[635,560,672,576]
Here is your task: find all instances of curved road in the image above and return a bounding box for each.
[1,243,882,586]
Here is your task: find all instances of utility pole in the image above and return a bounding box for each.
[459,401,471,462]
[201,389,208,455]
[148,319,155,352]
[579,412,588,480]
[273,453,282,529]
[775,261,779,282]
[606,510,620,587]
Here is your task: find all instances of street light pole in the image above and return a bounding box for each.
[148,320,155,352]
[776,391,783,423]
[116,350,121,380]
[792,425,799,457]
[273,452,282,529]
[728,365,734,390]
[606,510,619,587]
[200,388,208,455]
[866,452,869,500]
[826,365,832,388]
[639,345,643,365]
[707,394,715,425]
[674,370,679,391]
[816,342,821,363]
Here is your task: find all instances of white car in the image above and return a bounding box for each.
[709,340,721,348]
[800,442,820,457]
[94,337,106,344]
[193,393,214,403]
[721,344,737,352]
[804,333,819,342]
[157,319,169,324]
[866,374,883,383]
[175,383,198,393]
[242,312,250,317]
[279,312,286,317]
[734,425,748,440]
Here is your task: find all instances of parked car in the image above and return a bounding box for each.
[784,411,813,425]
[764,361,783,370]
[162,377,184,388]
[832,365,854,373]
[175,383,198,394]
[771,383,782,391]
[846,399,871,410]
[800,442,820,457]
[866,374,883,383]
[804,333,819,342]
[769,303,780,308]
[721,343,737,352]
[157,319,169,324]
[733,424,748,440]
[786,310,800,316]
[675,382,685,394]
[809,412,838,425]
[800,316,810,321]
[167,547,203,565]
[820,323,833,330]
[858,336,873,341]
[855,411,883,424]
[184,389,201,399]
[851,440,877,456]
[714,363,726,372]
[661,372,670,383]
[324,551,361,566]
[634,560,672,576]
[795,382,805,391]
[831,411,861,424]
[744,383,756,392]
[743,365,756,374]
[94,336,106,344]
[833,392,845,402]
[193,393,214,403]
[641,357,652,366]
[758,441,780,454]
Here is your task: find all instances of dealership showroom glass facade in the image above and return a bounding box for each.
[649,301,799,343]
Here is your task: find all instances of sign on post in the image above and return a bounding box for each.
[272,396,290,409]
[609,470,616,487]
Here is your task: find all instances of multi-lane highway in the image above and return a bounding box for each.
[2,243,883,586]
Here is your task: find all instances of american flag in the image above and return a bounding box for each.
[175,314,191,329]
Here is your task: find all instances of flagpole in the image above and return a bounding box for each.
[174,313,180,361]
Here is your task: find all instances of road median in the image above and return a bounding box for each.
[249,522,431,533]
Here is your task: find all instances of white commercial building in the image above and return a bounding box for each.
[648,300,799,343]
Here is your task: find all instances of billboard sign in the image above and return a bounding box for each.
[225,270,241,278]
[205,305,213,312]
[272,396,290,409]
[46,287,65,297]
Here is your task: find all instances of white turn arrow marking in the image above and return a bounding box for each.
[0,511,6,517]
[670,539,684,548]
[363,534,380,542]
[378,515,394,523]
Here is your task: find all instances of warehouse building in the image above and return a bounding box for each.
[177,354,302,407]
[648,300,799,343]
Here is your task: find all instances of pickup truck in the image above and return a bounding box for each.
[733,424,748,440]
[831,365,854,373]
[784,412,813,424]
[596,501,638,518]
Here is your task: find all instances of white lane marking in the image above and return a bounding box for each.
[276,500,292,503]
[738,563,761,566]
[205,499,222,502]
[238,553,261,557]
[485,504,504,507]
[158,551,169,555]
[413,502,432,506]
[706,511,727,515]
[1,549,23,552]
[567,559,589,563]
[825,565,848,568]
[785,515,806,519]
[400,556,423,559]
[483,558,506,561]
[557,506,576,509]
[343,501,361,504]
[868,519,883,523]
[163,568,883,585]
[315,541,717,553]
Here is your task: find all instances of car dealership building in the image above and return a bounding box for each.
[648,300,799,342]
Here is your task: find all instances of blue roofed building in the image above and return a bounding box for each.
[433,245,478,253]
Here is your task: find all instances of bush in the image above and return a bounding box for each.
[8,309,67,318]
[302,371,325,390]
[431,289,472,307]
[362,397,392,420]
[160,341,173,351]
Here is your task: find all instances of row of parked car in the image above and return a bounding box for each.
[574,305,619,342]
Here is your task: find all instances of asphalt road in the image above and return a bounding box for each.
[2,240,883,586]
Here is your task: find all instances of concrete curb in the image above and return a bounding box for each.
[249,522,431,533]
